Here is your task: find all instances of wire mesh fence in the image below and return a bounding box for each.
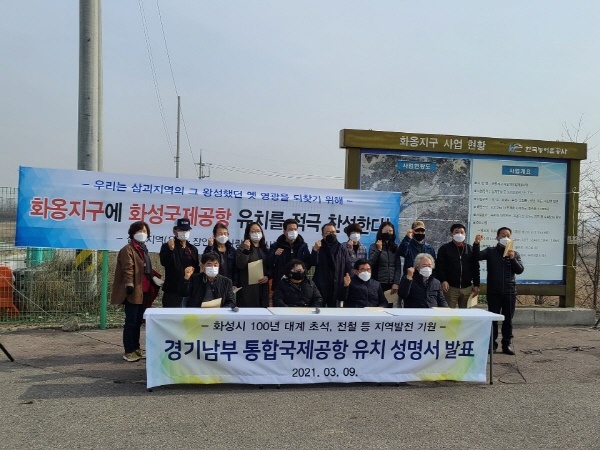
[1,185,598,326]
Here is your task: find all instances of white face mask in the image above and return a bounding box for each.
[133,232,147,243]
[358,272,371,282]
[216,235,229,245]
[499,237,511,246]
[204,266,219,277]
[452,233,466,243]
[250,232,262,242]
[287,230,298,241]
[349,233,361,243]
[419,267,433,278]
[177,231,190,241]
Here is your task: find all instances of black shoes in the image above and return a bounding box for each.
[502,345,515,355]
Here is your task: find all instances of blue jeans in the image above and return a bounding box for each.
[123,299,146,354]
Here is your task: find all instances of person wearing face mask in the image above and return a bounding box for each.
[310,223,353,307]
[180,253,235,308]
[204,222,238,287]
[398,253,447,308]
[476,227,524,355]
[368,221,401,299]
[235,222,271,307]
[268,218,312,291]
[159,218,200,308]
[436,223,480,309]
[111,221,161,362]
[344,223,368,264]
[272,259,323,307]
[340,260,388,308]
[398,220,436,276]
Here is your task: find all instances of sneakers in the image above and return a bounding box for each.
[135,348,146,359]
[123,351,141,362]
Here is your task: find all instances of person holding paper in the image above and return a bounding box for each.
[272,259,323,307]
[368,221,401,302]
[436,223,480,308]
[477,227,524,355]
[235,222,270,307]
[340,260,388,308]
[398,253,447,308]
[268,218,312,290]
[159,218,200,307]
[180,253,235,308]
[203,222,238,288]
[311,223,353,307]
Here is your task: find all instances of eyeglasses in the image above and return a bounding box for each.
[323,230,336,236]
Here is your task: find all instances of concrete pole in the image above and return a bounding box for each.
[97,0,104,171]
[176,96,181,178]
[78,0,99,171]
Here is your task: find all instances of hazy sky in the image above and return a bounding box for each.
[2,1,600,190]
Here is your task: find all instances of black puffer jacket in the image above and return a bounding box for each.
[478,245,524,295]
[368,244,401,285]
[340,276,388,308]
[179,274,235,308]
[267,234,312,289]
[398,275,447,308]
[272,277,323,307]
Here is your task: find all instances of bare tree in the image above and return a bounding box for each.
[563,116,600,311]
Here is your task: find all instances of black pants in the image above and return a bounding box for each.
[487,292,516,346]
[123,299,146,354]
[162,291,183,308]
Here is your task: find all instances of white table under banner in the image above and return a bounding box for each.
[143,307,504,389]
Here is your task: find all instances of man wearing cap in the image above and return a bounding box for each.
[159,218,200,307]
[267,218,312,290]
[435,223,480,309]
[398,220,436,276]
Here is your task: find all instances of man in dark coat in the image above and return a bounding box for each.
[476,227,524,355]
[398,253,447,308]
[272,259,322,307]
[159,218,200,307]
[398,220,436,275]
[340,259,389,308]
[436,223,480,308]
[180,253,235,308]
[268,218,312,290]
[310,223,353,307]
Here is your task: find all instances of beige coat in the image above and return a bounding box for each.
[111,244,145,305]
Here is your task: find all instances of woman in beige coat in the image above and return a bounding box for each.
[111,221,154,362]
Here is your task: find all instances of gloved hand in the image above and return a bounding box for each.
[126,286,134,295]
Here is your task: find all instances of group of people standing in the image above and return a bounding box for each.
[111,216,524,361]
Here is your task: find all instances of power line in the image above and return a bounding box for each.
[209,163,344,181]
[137,0,174,158]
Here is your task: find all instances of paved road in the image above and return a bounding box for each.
[1,325,599,449]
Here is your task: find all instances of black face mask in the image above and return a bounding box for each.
[325,234,337,244]
[413,233,425,242]
[290,271,305,281]
[382,232,394,241]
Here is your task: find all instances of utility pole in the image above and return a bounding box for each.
[77,0,103,320]
[196,150,210,179]
[175,96,181,178]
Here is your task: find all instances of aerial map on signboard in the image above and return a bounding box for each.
[359,150,567,284]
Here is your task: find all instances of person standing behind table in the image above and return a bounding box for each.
[203,222,239,288]
[340,259,389,308]
[344,223,368,265]
[368,221,401,299]
[310,223,353,308]
[268,218,311,291]
[398,253,448,308]
[180,253,235,308]
[111,221,156,362]
[399,220,436,276]
[476,227,524,355]
[235,222,270,307]
[272,259,323,307]
[436,223,480,309]
[159,218,200,307]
